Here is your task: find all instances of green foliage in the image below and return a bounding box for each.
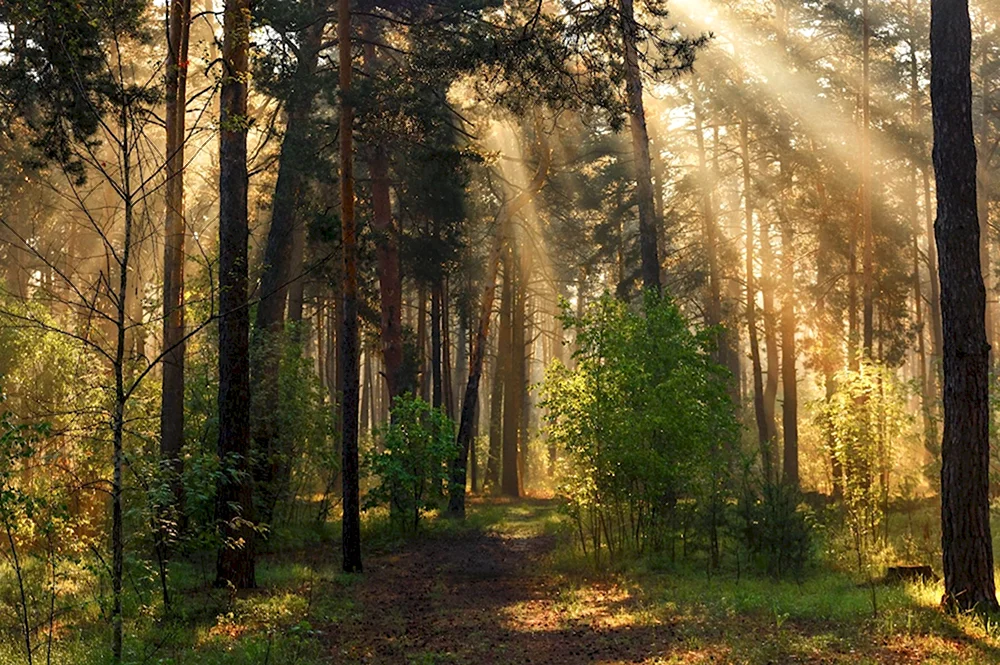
[818,361,909,609]
[541,292,738,562]
[363,395,457,532]
[734,459,816,579]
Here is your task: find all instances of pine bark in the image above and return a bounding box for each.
[161,0,191,537]
[932,0,998,611]
[501,255,522,498]
[215,0,255,590]
[620,0,661,293]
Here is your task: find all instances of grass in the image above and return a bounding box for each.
[2,498,1000,664]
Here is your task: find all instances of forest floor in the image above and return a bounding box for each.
[313,499,1000,665]
[18,498,1000,664]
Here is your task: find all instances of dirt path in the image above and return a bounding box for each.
[325,503,679,664]
[320,501,1000,665]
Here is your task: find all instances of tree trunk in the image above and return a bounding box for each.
[250,12,324,526]
[338,0,362,574]
[861,0,874,358]
[363,29,407,400]
[909,0,935,458]
[111,95,138,664]
[502,253,522,498]
[487,311,505,491]
[514,263,530,495]
[740,118,771,478]
[160,0,191,534]
[447,129,550,516]
[215,0,255,590]
[932,0,998,611]
[442,277,455,420]
[417,284,429,401]
[780,209,799,489]
[760,205,779,444]
[432,281,443,410]
[620,0,661,294]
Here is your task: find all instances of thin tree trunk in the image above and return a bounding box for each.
[620,0,661,293]
[909,0,935,457]
[443,277,455,420]
[250,12,324,526]
[338,0,362,574]
[925,166,944,386]
[779,206,799,489]
[160,0,191,533]
[417,284,429,401]
[861,0,874,358]
[363,28,407,400]
[447,130,550,516]
[740,118,770,478]
[502,253,522,498]
[215,0,255,590]
[432,281,443,410]
[111,95,137,664]
[760,207,779,443]
[487,294,506,491]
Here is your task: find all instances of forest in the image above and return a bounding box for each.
[0,0,997,662]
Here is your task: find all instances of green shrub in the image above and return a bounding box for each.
[363,395,456,532]
[541,292,738,563]
[734,460,815,579]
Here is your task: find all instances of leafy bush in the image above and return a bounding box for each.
[363,395,456,532]
[541,293,738,563]
[818,361,908,612]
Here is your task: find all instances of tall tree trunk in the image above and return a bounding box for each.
[215,0,255,590]
[740,119,771,479]
[447,130,550,516]
[760,208,779,443]
[620,0,661,293]
[361,350,372,435]
[417,284,429,401]
[932,0,998,611]
[515,260,531,495]
[861,0,875,358]
[468,315,479,493]
[693,89,722,336]
[431,281,443,410]
[160,0,191,543]
[363,29,407,400]
[338,0,362,574]
[909,0,935,458]
[502,254,522,498]
[487,301,506,491]
[779,208,798,489]
[250,13,324,526]
[110,93,138,664]
[443,278,455,420]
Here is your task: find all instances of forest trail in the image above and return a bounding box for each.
[324,499,681,664]
[320,499,1000,665]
